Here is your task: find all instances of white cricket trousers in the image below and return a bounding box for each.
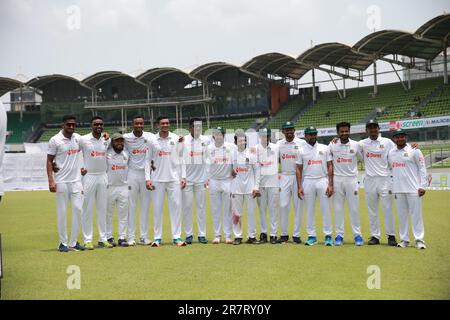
[257,187,279,237]
[303,177,332,237]
[127,169,152,242]
[56,181,84,247]
[106,184,129,240]
[182,183,207,238]
[209,178,232,239]
[364,176,396,239]
[333,176,362,238]
[395,193,425,242]
[279,174,303,238]
[231,193,257,239]
[152,181,183,240]
[82,173,108,243]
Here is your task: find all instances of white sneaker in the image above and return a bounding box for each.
[397,240,410,248]
[139,238,151,245]
[225,238,233,244]
[212,237,221,244]
[128,240,136,246]
[415,240,427,250]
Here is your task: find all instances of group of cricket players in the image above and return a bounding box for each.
[46,114,428,252]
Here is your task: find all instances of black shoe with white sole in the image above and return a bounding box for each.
[368,236,380,245]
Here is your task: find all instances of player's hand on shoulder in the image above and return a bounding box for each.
[103,132,110,140]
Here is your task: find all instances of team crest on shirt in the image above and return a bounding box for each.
[144,139,148,143]
[245,157,250,163]
[294,146,298,149]
[123,155,128,161]
[350,149,355,154]
[403,152,409,157]
[170,141,175,146]
[201,143,206,147]
[319,151,323,155]
[104,142,108,147]
[379,144,384,149]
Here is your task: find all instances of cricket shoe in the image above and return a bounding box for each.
[387,235,398,247]
[354,235,364,246]
[118,239,129,247]
[277,235,289,244]
[139,238,151,246]
[324,235,334,246]
[151,239,162,247]
[198,236,208,244]
[98,241,114,248]
[84,242,95,250]
[334,235,343,246]
[107,238,117,247]
[233,238,242,245]
[127,240,137,246]
[367,237,380,245]
[305,236,318,246]
[246,237,258,244]
[212,237,221,244]
[58,243,69,253]
[225,238,233,244]
[69,242,85,251]
[415,240,426,250]
[185,235,193,244]
[397,240,409,248]
[173,238,187,247]
[292,236,302,244]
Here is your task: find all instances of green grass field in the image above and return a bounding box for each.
[0,190,449,300]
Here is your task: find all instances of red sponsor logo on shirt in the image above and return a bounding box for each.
[336,158,352,163]
[90,151,106,157]
[260,161,274,167]
[132,149,147,155]
[366,152,382,158]
[189,151,203,157]
[392,162,406,168]
[307,159,322,165]
[112,165,126,171]
[67,149,80,156]
[281,154,296,160]
[235,167,250,173]
[158,151,171,157]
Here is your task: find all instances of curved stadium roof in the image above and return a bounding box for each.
[1,14,449,96]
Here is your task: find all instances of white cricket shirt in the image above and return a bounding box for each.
[183,134,211,183]
[296,142,331,179]
[145,132,185,182]
[123,131,155,171]
[79,133,108,174]
[232,148,260,194]
[360,136,395,177]
[206,142,235,180]
[329,138,362,177]
[47,130,82,184]
[106,148,129,186]
[277,137,307,175]
[388,144,428,193]
[255,142,279,188]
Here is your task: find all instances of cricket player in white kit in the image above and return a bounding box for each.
[296,126,334,246]
[182,118,210,244]
[79,116,112,249]
[255,128,280,244]
[123,115,155,246]
[145,116,187,247]
[0,101,6,202]
[329,122,364,246]
[360,120,397,246]
[46,115,85,252]
[205,127,236,244]
[388,129,427,249]
[277,121,306,244]
[230,132,261,245]
[106,133,130,247]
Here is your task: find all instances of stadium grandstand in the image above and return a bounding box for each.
[1,14,450,166]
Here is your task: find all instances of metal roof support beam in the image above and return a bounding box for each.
[328,73,343,99]
[390,63,408,91]
[312,68,316,102]
[373,60,378,96]
[444,47,448,85]
[343,77,346,98]
[380,56,431,72]
[315,66,362,81]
